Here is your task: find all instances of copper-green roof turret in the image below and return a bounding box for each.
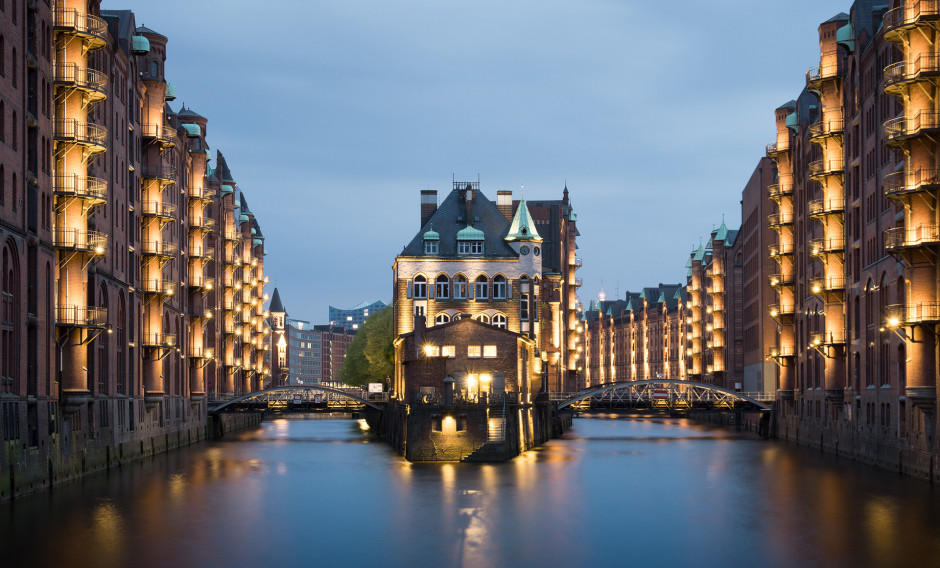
[505,198,542,242]
[456,225,485,241]
[693,242,706,261]
[423,225,440,241]
[714,217,729,242]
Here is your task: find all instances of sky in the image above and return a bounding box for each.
[111,0,853,321]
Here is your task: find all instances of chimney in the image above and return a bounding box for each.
[465,184,474,225]
[413,315,427,357]
[497,190,513,220]
[420,190,437,227]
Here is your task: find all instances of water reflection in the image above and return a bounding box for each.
[3,415,940,567]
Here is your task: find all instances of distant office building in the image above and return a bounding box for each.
[267,288,356,385]
[329,300,387,330]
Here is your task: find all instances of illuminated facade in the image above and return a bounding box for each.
[392,182,581,397]
[582,285,686,387]
[328,300,386,330]
[0,2,270,500]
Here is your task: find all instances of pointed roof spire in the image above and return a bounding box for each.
[505,197,542,242]
[269,288,286,314]
[715,216,729,242]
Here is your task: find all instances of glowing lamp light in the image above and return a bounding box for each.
[770,309,779,317]
[95,246,104,254]
[888,317,900,328]
[812,284,821,294]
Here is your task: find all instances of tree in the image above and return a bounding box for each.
[340,305,393,387]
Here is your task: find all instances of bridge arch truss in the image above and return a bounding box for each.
[555,379,771,412]
[209,385,384,412]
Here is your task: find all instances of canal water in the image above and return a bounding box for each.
[3,414,940,568]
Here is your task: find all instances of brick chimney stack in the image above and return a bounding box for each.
[464,184,474,224]
[497,190,513,220]
[420,190,437,227]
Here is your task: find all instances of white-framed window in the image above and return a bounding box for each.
[493,275,507,299]
[492,314,507,329]
[414,305,425,316]
[483,345,497,358]
[520,294,529,321]
[425,240,438,254]
[435,313,450,325]
[413,275,427,299]
[468,345,482,358]
[436,274,449,299]
[470,241,483,254]
[475,314,490,324]
[442,345,456,358]
[458,241,471,255]
[454,274,468,299]
[475,276,488,299]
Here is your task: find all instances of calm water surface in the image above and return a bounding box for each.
[3,414,940,568]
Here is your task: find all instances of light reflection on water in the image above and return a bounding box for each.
[3,414,940,567]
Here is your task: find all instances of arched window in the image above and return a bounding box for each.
[1,242,19,394]
[435,313,450,325]
[520,275,530,293]
[475,275,488,300]
[435,274,449,299]
[150,60,158,77]
[475,314,490,324]
[453,274,468,299]
[413,275,427,299]
[97,283,109,394]
[0,164,4,203]
[117,293,126,395]
[493,275,507,299]
[0,34,5,77]
[492,314,507,329]
[0,100,5,142]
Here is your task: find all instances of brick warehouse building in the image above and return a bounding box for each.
[0,1,271,499]
[392,182,581,399]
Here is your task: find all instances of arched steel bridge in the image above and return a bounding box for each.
[209,385,384,412]
[555,379,772,412]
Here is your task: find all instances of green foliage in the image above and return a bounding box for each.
[340,306,393,387]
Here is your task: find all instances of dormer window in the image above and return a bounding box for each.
[456,225,485,255]
[425,240,438,254]
[458,240,483,255]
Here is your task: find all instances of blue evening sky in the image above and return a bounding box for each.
[113,0,851,321]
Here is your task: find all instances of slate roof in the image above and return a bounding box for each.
[216,151,236,184]
[401,188,517,258]
[177,105,206,120]
[269,288,286,314]
[135,25,166,38]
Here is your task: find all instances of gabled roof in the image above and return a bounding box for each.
[136,25,166,38]
[692,243,706,262]
[216,151,236,184]
[714,219,729,242]
[400,188,516,258]
[177,105,205,120]
[505,198,542,242]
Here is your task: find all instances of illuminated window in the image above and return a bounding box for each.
[468,345,481,358]
[492,314,507,329]
[436,274,449,299]
[454,274,468,299]
[442,345,455,358]
[424,345,440,357]
[413,275,427,299]
[483,345,497,358]
[435,313,450,325]
[475,276,488,299]
[493,275,507,299]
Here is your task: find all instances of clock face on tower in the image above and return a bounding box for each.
[520,245,529,255]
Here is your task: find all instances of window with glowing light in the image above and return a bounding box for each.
[442,345,455,358]
[468,345,481,358]
[483,345,497,358]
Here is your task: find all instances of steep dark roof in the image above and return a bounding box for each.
[135,25,166,38]
[177,105,205,120]
[269,288,286,314]
[400,188,516,258]
[239,193,251,215]
[216,151,236,184]
[823,12,850,24]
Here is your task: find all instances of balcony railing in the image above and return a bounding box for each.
[140,162,177,183]
[190,346,215,359]
[810,330,846,346]
[189,186,216,201]
[54,119,107,152]
[223,230,241,242]
[883,1,940,38]
[809,237,845,256]
[767,212,794,227]
[188,244,214,260]
[808,118,844,140]
[768,346,796,358]
[768,273,793,288]
[809,276,845,294]
[769,304,795,318]
[884,55,940,92]
[884,168,940,199]
[54,228,107,255]
[808,197,845,217]
[766,140,790,156]
[190,217,216,231]
[140,279,177,296]
[769,242,794,257]
[767,181,794,199]
[142,333,178,348]
[53,9,108,47]
[885,302,940,326]
[885,224,940,250]
[55,305,107,328]
[884,111,940,143]
[141,123,179,147]
[53,174,107,203]
[189,275,215,290]
[808,158,845,177]
[141,240,178,258]
[141,200,178,219]
[806,55,842,86]
[54,63,108,101]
